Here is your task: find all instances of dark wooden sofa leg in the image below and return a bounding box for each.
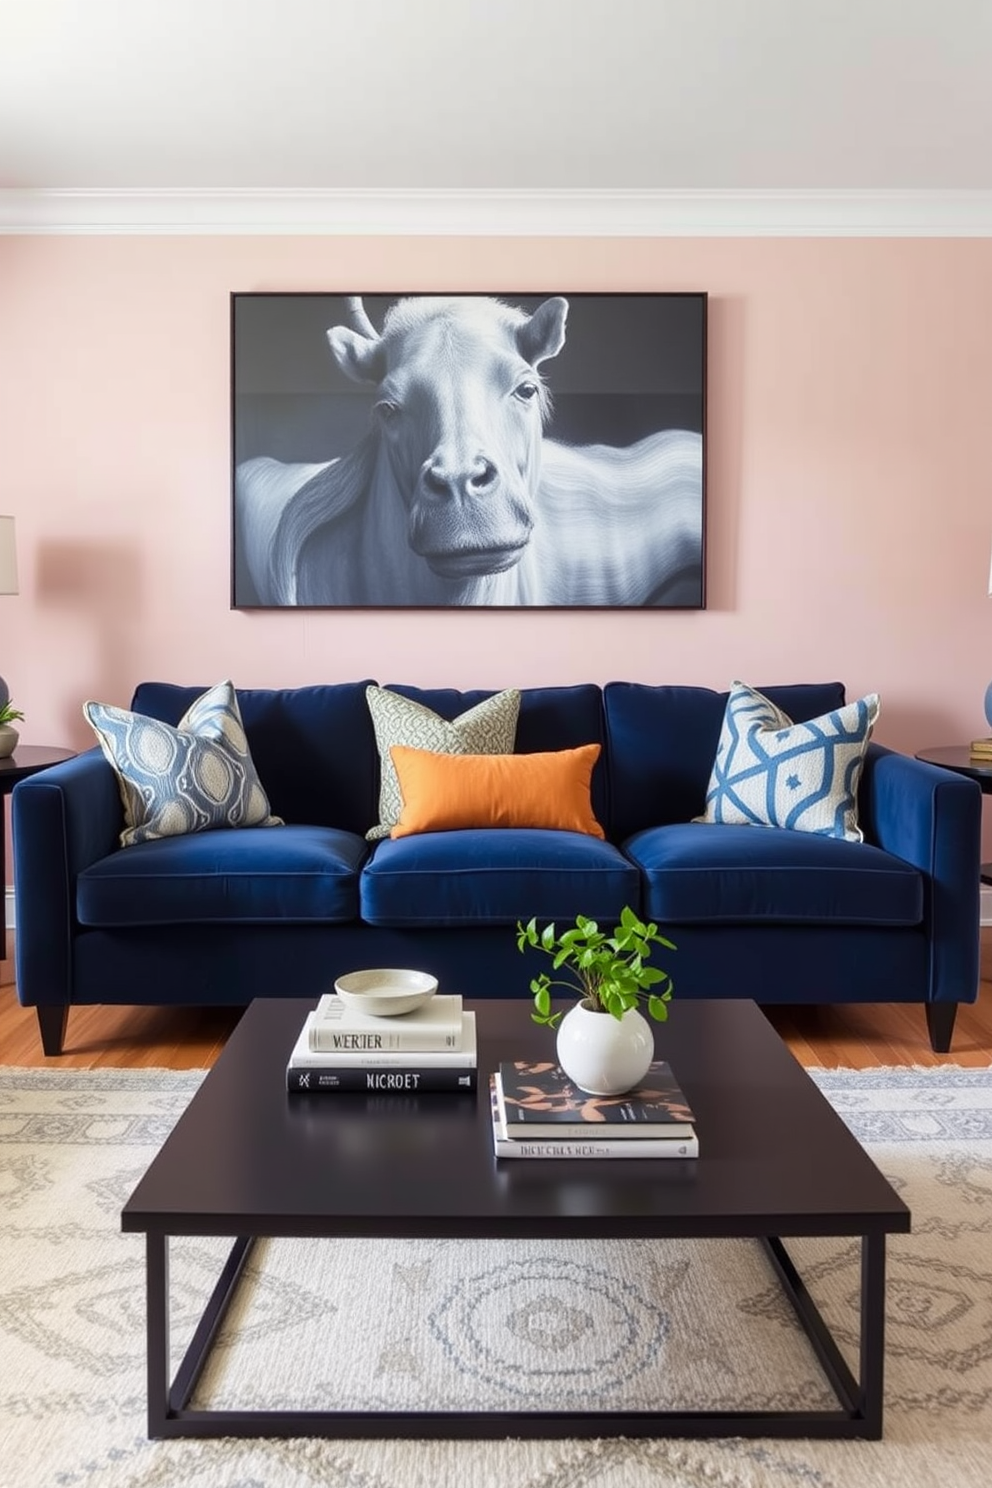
[925,1002,957,1055]
[37,1005,69,1057]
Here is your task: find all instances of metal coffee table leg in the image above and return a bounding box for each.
[144,1229,888,1441]
[763,1232,886,1439]
[146,1234,255,1439]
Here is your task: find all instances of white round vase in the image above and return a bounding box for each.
[555,1002,655,1096]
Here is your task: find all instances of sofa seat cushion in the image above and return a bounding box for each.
[360,829,640,927]
[77,825,369,927]
[625,822,923,926]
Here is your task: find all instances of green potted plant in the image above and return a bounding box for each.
[516,907,675,1095]
[0,698,24,759]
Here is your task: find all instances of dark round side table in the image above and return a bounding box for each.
[915,745,992,883]
[1,745,76,959]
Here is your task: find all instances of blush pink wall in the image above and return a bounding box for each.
[2,232,991,773]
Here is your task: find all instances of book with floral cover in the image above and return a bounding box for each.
[495,1059,695,1139]
[489,1078,698,1158]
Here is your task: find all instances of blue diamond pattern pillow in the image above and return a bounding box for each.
[696,681,880,842]
[84,679,283,848]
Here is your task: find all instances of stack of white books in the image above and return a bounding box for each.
[286,992,476,1093]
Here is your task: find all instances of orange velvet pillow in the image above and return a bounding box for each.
[388,743,605,839]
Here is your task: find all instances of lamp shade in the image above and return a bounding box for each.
[0,516,17,595]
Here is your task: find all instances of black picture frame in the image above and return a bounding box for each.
[231,292,707,609]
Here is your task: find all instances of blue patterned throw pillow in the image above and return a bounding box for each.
[84,680,283,848]
[696,681,880,842]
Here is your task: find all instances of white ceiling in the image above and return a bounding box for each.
[3,0,991,192]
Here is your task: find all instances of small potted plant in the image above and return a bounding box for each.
[0,698,24,759]
[516,907,675,1095]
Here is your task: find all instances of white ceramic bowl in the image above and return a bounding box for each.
[334,968,438,1017]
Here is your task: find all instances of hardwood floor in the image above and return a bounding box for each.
[2,930,991,1071]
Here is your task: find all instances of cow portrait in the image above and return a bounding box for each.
[232,293,705,608]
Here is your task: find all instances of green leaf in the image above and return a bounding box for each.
[517,917,540,950]
[519,906,675,1032]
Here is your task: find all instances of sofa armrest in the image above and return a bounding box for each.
[860,742,981,1005]
[12,748,123,1011]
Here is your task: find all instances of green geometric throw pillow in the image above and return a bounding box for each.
[365,685,521,841]
[695,681,880,842]
[84,679,283,848]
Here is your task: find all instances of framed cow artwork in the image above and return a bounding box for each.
[230,292,707,609]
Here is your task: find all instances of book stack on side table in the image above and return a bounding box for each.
[490,1059,698,1158]
[970,737,992,761]
[287,993,476,1093]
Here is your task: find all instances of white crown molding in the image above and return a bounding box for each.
[2,188,992,237]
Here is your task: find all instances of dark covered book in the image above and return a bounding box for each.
[495,1059,695,1140]
[288,1065,477,1093]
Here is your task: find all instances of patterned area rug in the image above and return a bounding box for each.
[1,1064,991,1487]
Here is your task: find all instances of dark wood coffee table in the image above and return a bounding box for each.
[122,997,909,1442]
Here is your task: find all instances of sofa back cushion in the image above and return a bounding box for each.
[603,681,848,841]
[385,683,611,834]
[130,681,379,834]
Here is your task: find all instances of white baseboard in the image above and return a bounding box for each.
[5,888,12,931]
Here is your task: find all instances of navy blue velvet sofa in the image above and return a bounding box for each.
[12,678,982,1056]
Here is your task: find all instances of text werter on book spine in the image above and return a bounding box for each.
[308,993,464,1052]
[291,1012,476,1068]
